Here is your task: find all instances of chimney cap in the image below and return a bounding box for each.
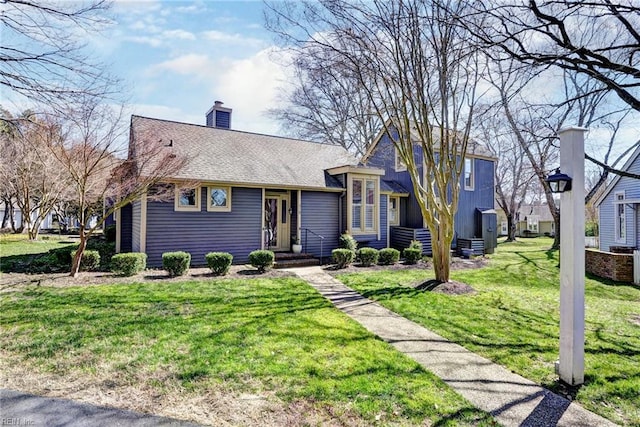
[214,100,224,106]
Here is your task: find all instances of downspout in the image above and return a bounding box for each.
[339,191,346,235]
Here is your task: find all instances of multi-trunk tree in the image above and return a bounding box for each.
[267,0,483,282]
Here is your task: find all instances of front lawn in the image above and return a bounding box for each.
[0,233,78,272]
[338,237,640,426]
[0,277,496,426]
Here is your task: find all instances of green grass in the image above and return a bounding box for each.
[338,237,640,426]
[0,277,497,426]
[1,233,77,272]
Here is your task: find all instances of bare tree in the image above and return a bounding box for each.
[472,0,640,111]
[466,0,640,184]
[476,104,535,241]
[0,0,117,110]
[48,98,188,277]
[267,42,382,157]
[0,110,71,239]
[267,0,483,282]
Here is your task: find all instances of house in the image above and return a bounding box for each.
[116,102,497,267]
[361,124,497,255]
[515,202,556,237]
[594,144,640,252]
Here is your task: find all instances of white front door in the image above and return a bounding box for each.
[264,192,290,251]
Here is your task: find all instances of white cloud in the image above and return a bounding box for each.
[213,47,293,135]
[201,30,265,48]
[149,53,216,77]
[163,29,196,40]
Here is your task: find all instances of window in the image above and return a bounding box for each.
[527,215,539,232]
[175,186,201,211]
[350,176,378,233]
[464,157,474,190]
[394,147,407,172]
[615,191,626,242]
[207,186,231,212]
[501,221,508,235]
[389,196,400,226]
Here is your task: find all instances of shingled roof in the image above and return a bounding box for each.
[131,115,358,190]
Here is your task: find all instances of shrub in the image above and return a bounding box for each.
[339,233,358,252]
[111,253,147,276]
[104,224,117,242]
[70,249,101,271]
[409,240,423,251]
[162,251,191,276]
[86,238,116,268]
[332,248,356,269]
[49,246,75,266]
[358,247,379,267]
[205,252,233,275]
[403,248,422,265]
[378,248,400,265]
[249,250,275,273]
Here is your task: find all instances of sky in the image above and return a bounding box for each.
[97,0,288,136]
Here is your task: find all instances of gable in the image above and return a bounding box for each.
[131,116,358,190]
[594,144,640,207]
[362,121,495,165]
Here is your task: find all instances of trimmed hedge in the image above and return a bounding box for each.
[378,248,400,265]
[403,248,422,265]
[205,252,233,276]
[71,249,101,271]
[358,247,379,267]
[332,248,356,269]
[339,233,358,252]
[162,251,191,276]
[111,252,147,276]
[249,250,274,273]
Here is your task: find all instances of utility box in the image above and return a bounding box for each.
[476,208,497,255]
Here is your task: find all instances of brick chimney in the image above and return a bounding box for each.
[206,100,232,129]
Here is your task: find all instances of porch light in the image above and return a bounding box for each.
[546,168,572,193]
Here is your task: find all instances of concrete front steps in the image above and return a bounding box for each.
[274,252,320,269]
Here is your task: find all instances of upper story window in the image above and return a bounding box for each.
[394,146,407,172]
[615,191,626,242]
[207,186,231,212]
[175,185,201,212]
[464,157,474,190]
[350,175,379,234]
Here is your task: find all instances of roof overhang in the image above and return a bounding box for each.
[326,165,385,176]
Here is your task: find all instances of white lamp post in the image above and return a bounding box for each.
[548,127,587,386]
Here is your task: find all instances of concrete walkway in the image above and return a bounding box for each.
[0,389,200,427]
[289,266,616,427]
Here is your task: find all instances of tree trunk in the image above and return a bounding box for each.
[506,214,516,242]
[70,229,88,277]
[1,199,9,229]
[552,216,560,249]
[430,220,453,284]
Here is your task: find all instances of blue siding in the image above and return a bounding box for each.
[145,187,263,267]
[599,151,640,251]
[301,191,341,262]
[455,158,495,238]
[131,200,141,252]
[366,130,495,239]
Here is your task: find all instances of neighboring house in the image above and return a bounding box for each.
[116,102,497,267]
[515,202,556,237]
[595,144,640,252]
